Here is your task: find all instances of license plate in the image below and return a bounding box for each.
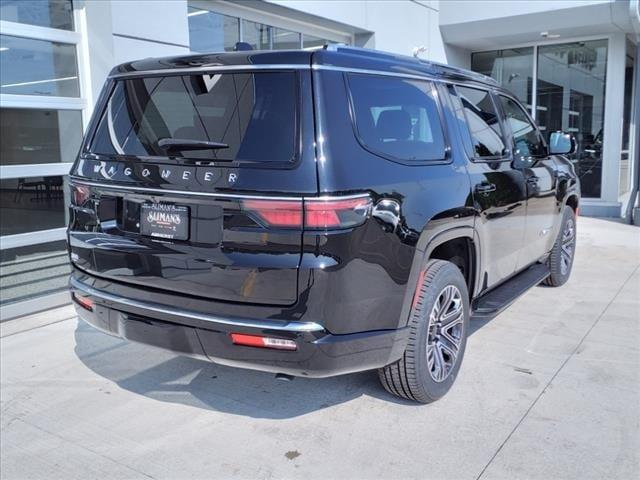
[140,203,189,240]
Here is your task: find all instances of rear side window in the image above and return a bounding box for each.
[455,86,506,159]
[347,74,446,163]
[89,72,297,163]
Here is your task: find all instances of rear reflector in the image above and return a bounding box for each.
[70,184,91,206]
[72,293,94,311]
[242,195,371,230]
[230,333,297,351]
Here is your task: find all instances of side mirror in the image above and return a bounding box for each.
[549,131,576,155]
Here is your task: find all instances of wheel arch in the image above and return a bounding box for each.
[395,225,481,330]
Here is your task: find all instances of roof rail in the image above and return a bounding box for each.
[322,44,499,86]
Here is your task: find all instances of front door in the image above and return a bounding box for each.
[452,85,528,291]
[496,94,560,269]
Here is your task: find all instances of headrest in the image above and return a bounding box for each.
[376,109,412,141]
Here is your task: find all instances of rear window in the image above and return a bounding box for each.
[89,72,297,163]
[455,86,506,159]
[347,74,446,163]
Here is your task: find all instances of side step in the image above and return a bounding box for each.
[472,263,550,321]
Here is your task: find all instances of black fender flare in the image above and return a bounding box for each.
[394,225,481,330]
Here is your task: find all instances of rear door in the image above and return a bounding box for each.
[450,85,528,290]
[68,69,317,306]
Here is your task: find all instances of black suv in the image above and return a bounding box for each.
[68,46,579,403]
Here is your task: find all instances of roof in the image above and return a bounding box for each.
[109,44,499,87]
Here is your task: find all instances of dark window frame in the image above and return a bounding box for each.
[452,83,511,164]
[81,70,303,170]
[494,92,548,160]
[344,72,451,166]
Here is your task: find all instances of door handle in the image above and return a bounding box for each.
[475,182,496,194]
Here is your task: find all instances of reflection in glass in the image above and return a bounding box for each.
[472,48,534,113]
[456,86,506,158]
[0,176,68,236]
[0,240,70,305]
[272,28,300,50]
[0,35,80,97]
[242,20,271,50]
[537,40,607,198]
[188,7,239,53]
[0,108,83,165]
[0,0,74,30]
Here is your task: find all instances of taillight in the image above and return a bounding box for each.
[230,333,297,351]
[72,293,94,311]
[242,199,303,228]
[242,194,371,230]
[70,184,90,206]
[305,196,371,229]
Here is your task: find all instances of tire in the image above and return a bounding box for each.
[544,206,577,287]
[378,259,470,403]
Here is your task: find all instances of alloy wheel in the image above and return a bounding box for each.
[560,217,575,275]
[426,285,464,382]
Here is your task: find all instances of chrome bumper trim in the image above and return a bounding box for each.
[70,276,325,333]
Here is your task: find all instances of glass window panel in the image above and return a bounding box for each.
[0,35,80,97]
[0,0,74,30]
[471,48,534,113]
[272,28,300,50]
[188,7,239,53]
[537,40,607,198]
[0,240,70,306]
[0,108,83,165]
[498,95,546,158]
[303,33,327,49]
[89,73,297,163]
[242,20,271,50]
[0,175,68,236]
[456,86,506,158]
[347,74,446,162]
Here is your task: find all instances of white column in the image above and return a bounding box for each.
[601,33,627,204]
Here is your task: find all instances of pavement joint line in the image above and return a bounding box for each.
[474,263,640,480]
[0,315,77,339]
[11,417,157,480]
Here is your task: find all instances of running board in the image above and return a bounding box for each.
[471,263,550,321]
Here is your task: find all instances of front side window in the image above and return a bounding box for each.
[347,74,446,162]
[89,72,297,163]
[456,86,506,159]
[498,95,546,159]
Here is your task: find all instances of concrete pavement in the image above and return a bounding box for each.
[1,216,639,479]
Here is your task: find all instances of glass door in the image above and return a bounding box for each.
[536,40,608,198]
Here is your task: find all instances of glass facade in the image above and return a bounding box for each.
[472,40,608,198]
[0,108,83,165]
[0,176,68,236]
[187,7,239,53]
[187,5,339,53]
[472,47,534,113]
[0,0,74,31]
[537,40,607,198]
[0,0,81,311]
[0,35,80,97]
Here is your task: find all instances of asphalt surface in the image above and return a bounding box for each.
[1,216,639,480]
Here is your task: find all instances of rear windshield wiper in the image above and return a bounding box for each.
[157,138,229,151]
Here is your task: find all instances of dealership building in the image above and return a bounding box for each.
[1,0,638,318]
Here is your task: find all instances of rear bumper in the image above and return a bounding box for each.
[70,274,408,378]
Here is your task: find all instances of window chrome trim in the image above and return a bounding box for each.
[69,177,370,202]
[70,276,325,333]
[108,64,312,79]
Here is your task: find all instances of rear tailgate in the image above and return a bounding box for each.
[68,67,317,306]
